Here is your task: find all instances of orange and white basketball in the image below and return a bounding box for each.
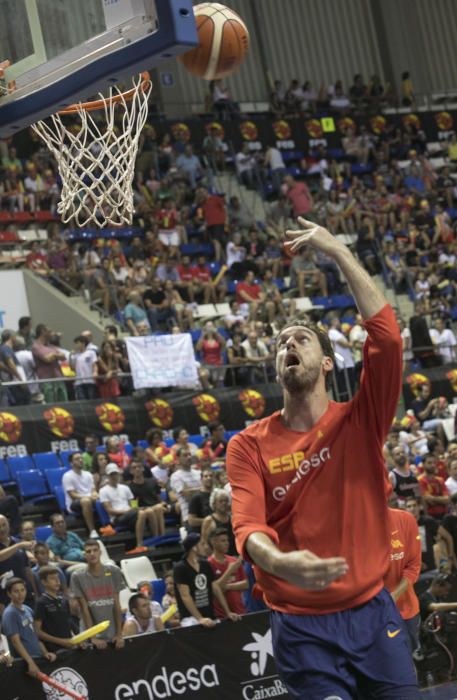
[178,2,249,81]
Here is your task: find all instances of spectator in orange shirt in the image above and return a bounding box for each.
[418,454,450,520]
[207,528,247,619]
[384,507,422,652]
[283,175,314,219]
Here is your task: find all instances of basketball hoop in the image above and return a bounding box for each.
[31,72,152,228]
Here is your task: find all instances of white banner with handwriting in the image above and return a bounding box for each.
[126,334,199,389]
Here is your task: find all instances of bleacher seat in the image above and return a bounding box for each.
[143,533,181,547]
[151,578,166,603]
[188,434,204,447]
[124,443,133,457]
[164,437,174,448]
[16,470,52,502]
[225,430,240,441]
[35,525,52,542]
[121,556,157,590]
[33,452,61,472]
[45,468,67,491]
[137,440,148,449]
[8,455,35,480]
[54,485,67,512]
[0,460,12,483]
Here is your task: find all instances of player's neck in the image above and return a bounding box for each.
[281,392,329,432]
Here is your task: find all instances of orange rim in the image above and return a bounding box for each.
[57,71,151,115]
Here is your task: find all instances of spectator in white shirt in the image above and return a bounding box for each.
[328,317,355,398]
[100,464,156,552]
[14,336,42,402]
[169,447,201,525]
[235,144,257,189]
[71,336,98,401]
[226,232,246,271]
[445,460,457,496]
[264,145,286,193]
[62,452,99,538]
[430,318,456,364]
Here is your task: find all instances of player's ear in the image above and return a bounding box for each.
[322,355,334,373]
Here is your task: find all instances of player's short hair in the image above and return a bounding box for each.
[128,593,148,614]
[278,319,336,390]
[6,577,26,593]
[38,565,60,582]
[84,539,100,550]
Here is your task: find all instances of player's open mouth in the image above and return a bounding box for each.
[285,352,300,367]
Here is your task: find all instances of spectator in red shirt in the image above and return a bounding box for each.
[235,270,265,321]
[191,255,217,304]
[418,454,450,520]
[283,175,314,219]
[198,188,226,262]
[26,241,50,276]
[207,527,248,619]
[196,322,226,387]
[176,255,196,303]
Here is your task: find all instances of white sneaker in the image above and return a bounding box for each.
[89,530,100,539]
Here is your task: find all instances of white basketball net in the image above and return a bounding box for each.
[31,75,152,228]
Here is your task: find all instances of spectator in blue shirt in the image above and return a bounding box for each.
[124,291,150,337]
[46,513,85,565]
[2,576,56,675]
[403,165,426,195]
[176,145,203,189]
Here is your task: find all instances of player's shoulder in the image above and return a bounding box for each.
[229,411,282,445]
[389,507,418,529]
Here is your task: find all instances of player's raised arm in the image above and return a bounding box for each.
[285,217,387,319]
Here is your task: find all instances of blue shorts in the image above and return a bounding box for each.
[270,588,419,700]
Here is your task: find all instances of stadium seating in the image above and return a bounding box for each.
[45,468,67,491]
[121,556,157,590]
[8,455,35,480]
[33,452,61,472]
[16,470,53,503]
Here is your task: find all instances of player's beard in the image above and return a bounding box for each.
[281,363,320,396]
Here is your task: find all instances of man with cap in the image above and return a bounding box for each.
[173,532,241,627]
[99,464,159,554]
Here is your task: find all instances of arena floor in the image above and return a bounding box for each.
[421,682,457,698]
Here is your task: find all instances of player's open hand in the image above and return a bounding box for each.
[285,217,344,258]
[273,549,349,591]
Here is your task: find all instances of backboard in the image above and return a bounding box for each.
[0,0,198,138]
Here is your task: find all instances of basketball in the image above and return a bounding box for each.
[178,2,249,81]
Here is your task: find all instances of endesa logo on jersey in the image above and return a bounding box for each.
[271,447,331,501]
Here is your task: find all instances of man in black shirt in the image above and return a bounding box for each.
[389,446,420,501]
[173,533,239,627]
[208,421,228,460]
[419,573,457,621]
[143,278,176,331]
[188,468,214,534]
[405,497,439,572]
[129,460,167,537]
[34,566,73,651]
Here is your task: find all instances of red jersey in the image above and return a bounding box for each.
[227,305,402,615]
[384,508,421,620]
[287,182,312,217]
[202,195,225,226]
[177,264,194,283]
[207,555,247,618]
[236,281,261,304]
[192,264,211,283]
[158,208,178,230]
[418,474,449,517]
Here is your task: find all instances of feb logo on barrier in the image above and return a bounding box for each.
[192,394,221,423]
[0,411,22,443]
[145,399,174,429]
[239,389,266,419]
[41,666,88,700]
[43,407,74,438]
[96,403,125,433]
